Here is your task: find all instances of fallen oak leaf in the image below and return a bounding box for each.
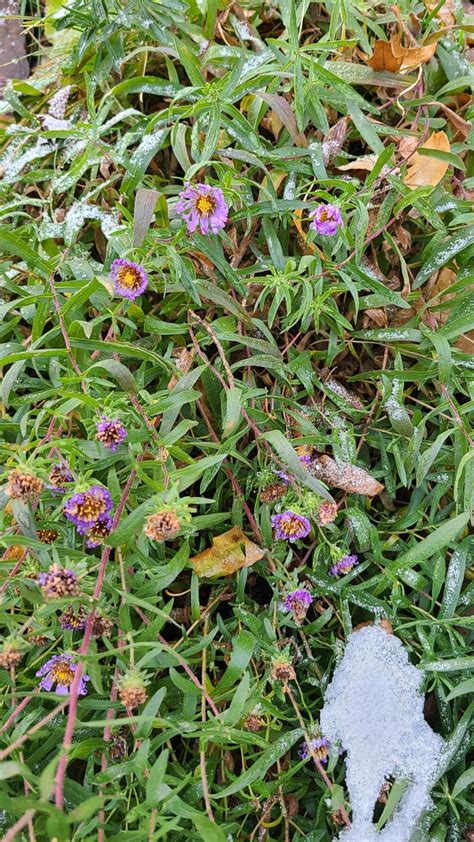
[190,526,264,578]
[404,130,450,188]
[310,455,384,496]
[361,30,438,72]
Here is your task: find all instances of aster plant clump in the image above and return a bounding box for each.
[0,0,472,837]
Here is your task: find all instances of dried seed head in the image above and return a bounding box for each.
[243,712,265,732]
[37,564,79,598]
[91,614,114,639]
[118,671,148,710]
[109,733,129,762]
[260,481,288,504]
[5,469,43,501]
[317,501,338,526]
[271,657,296,688]
[37,529,60,544]
[59,605,87,630]
[0,644,23,669]
[144,511,180,542]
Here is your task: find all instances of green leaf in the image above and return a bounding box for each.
[452,768,474,798]
[390,512,470,574]
[146,750,169,807]
[415,226,474,288]
[213,729,302,797]
[88,359,138,393]
[214,631,255,695]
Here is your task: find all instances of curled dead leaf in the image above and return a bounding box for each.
[190,526,264,578]
[337,154,379,172]
[404,130,450,188]
[310,455,384,496]
[362,29,438,72]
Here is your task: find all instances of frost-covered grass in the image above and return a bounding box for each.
[0,0,473,839]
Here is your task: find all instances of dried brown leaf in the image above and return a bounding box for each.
[337,155,379,172]
[404,131,450,188]
[322,117,349,165]
[362,29,437,72]
[310,455,384,496]
[190,526,264,578]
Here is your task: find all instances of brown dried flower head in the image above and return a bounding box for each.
[118,671,148,710]
[271,657,296,688]
[260,481,288,504]
[317,501,338,526]
[91,614,114,639]
[37,529,60,544]
[144,511,180,542]
[5,469,43,501]
[38,563,79,598]
[0,643,23,670]
[243,712,265,732]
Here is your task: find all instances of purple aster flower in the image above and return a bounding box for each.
[110,259,148,300]
[85,514,113,548]
[37,564,78,598]
[176,183,229,235]
[36,653,90,695]
[298,736,330,762]
[271,511,311,542]
[64,485,113,531]
[96,417,127,452]
[281,588,313,622]
[310,203,343,236]
[329,553,359,577]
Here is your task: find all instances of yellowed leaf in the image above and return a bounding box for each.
[337,155,379,172]
[190,526,264,578]
[404,130,450,188]
[364,39,403,71]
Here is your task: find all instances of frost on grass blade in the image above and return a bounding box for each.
[321,625,443,842]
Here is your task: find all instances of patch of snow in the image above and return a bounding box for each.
[320,625,443,842]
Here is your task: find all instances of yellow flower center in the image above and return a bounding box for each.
[117,267,141,289]
[319,209,329,221]
[70,492,107,523]
[195,194,216,216]
[281,517,303,536]
[51,660,75,686]
[314,744,328,760]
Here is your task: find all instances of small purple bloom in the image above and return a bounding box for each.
[37,564,78,597]
[282,588,313,612]
[176,183,229,235]
[96,417,127,452]
[64,485,113,530]
[110,259,148,300]
[329,553,359,577]
[299,736,330,762]
[47,463,74,494]
[36,653,90,695]
[310,203,343,236]
[271,511,311,542]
